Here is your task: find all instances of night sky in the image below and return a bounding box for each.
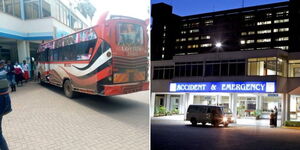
[151,0,288,16]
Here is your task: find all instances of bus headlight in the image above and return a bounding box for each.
[107,52,112,58]
[223,117,228,122]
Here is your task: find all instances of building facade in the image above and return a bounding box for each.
[151,0,300,60]
[151,0,300,125]
[0,0,94,73]
[151,49,300,124]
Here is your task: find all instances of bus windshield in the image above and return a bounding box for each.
[117,23,143,46]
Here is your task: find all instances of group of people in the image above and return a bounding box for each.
[270,106,278,128]
[4,60,30,92]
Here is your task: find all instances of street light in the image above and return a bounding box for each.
[216,42,222,48]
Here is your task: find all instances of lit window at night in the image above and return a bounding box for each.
[274,19,289,24]
[204,19,213,26]
[248,31,255,35]
[276,10,289,17]
[200,35,210,40]
[244,15,255,21]
[257,30,271,34]
[246,40,255,44]
[241,40,245,45]
[257,38,271,43]
[257,21,272,26]
[274,46,289,50]
[274,28,289,32]
[189,29,199,33]
[275,37,289,41]
[200,43,212,47]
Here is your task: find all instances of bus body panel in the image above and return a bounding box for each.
[37,15,148,96]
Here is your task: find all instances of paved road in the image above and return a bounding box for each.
[151,117,300,150]
[3,82,149,150]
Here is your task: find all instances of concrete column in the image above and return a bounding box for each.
[150,93,156,117]
[230,93,238,122]
[20,0,25,20]
[256,95,259,110]
[166,94,171,111]
[183,93,192,118]
[259,95,263,111]
[286,94,291,121]
[281,93,287,124]
[17,40,30,63]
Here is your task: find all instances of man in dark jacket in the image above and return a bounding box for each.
[0,60,11,150]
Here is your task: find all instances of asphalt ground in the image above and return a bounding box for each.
[151,117,300,150]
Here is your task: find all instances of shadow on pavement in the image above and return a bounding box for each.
[40,83,149,127]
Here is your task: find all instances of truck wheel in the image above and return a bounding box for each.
[64,80,76,98]
[191,118,197,126]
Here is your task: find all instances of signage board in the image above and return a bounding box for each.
[169,82,276,93]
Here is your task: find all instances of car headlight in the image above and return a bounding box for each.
[223,117,228,122]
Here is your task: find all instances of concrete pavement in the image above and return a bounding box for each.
[3,82,149,150]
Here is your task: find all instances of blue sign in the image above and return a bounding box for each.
[169,82,276,93]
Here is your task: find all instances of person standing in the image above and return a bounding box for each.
[21,60,29,83]
[0,60,12,150]
[274,106,278,128]
[5,61,16,92]
[14,62,23,86]
[270,110,275,128]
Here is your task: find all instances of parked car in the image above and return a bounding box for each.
[186,105,231,127]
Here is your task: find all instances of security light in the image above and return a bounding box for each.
[216,42,222,48]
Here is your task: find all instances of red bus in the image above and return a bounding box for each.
[37,13,149,97]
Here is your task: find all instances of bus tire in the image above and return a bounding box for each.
[63,80,76,98]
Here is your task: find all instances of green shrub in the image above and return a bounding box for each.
[284,121,300,127]
[172,109,179,114]
[159,106,167,116]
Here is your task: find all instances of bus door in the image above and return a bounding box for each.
[44,48,51,81]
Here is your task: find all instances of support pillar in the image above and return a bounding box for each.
[183,93,192,118]
[17,40,30,63]
[282,93,291,125]
[150,93,156,117]
[166,94,171,111]
[230,93,238,122]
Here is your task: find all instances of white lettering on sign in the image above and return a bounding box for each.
[221,83,265,91]
[176,84,207,91]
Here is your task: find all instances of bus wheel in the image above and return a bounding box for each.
[64,80,76,98]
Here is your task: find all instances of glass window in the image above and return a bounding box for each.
[13,0,20,17]
[42,0,51,17]
[289,60,300,77]
[0,0,3,12]
[117,23,143,46]
[25,0,40,19]
[248,57,286,76]
[4,0,13,15]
